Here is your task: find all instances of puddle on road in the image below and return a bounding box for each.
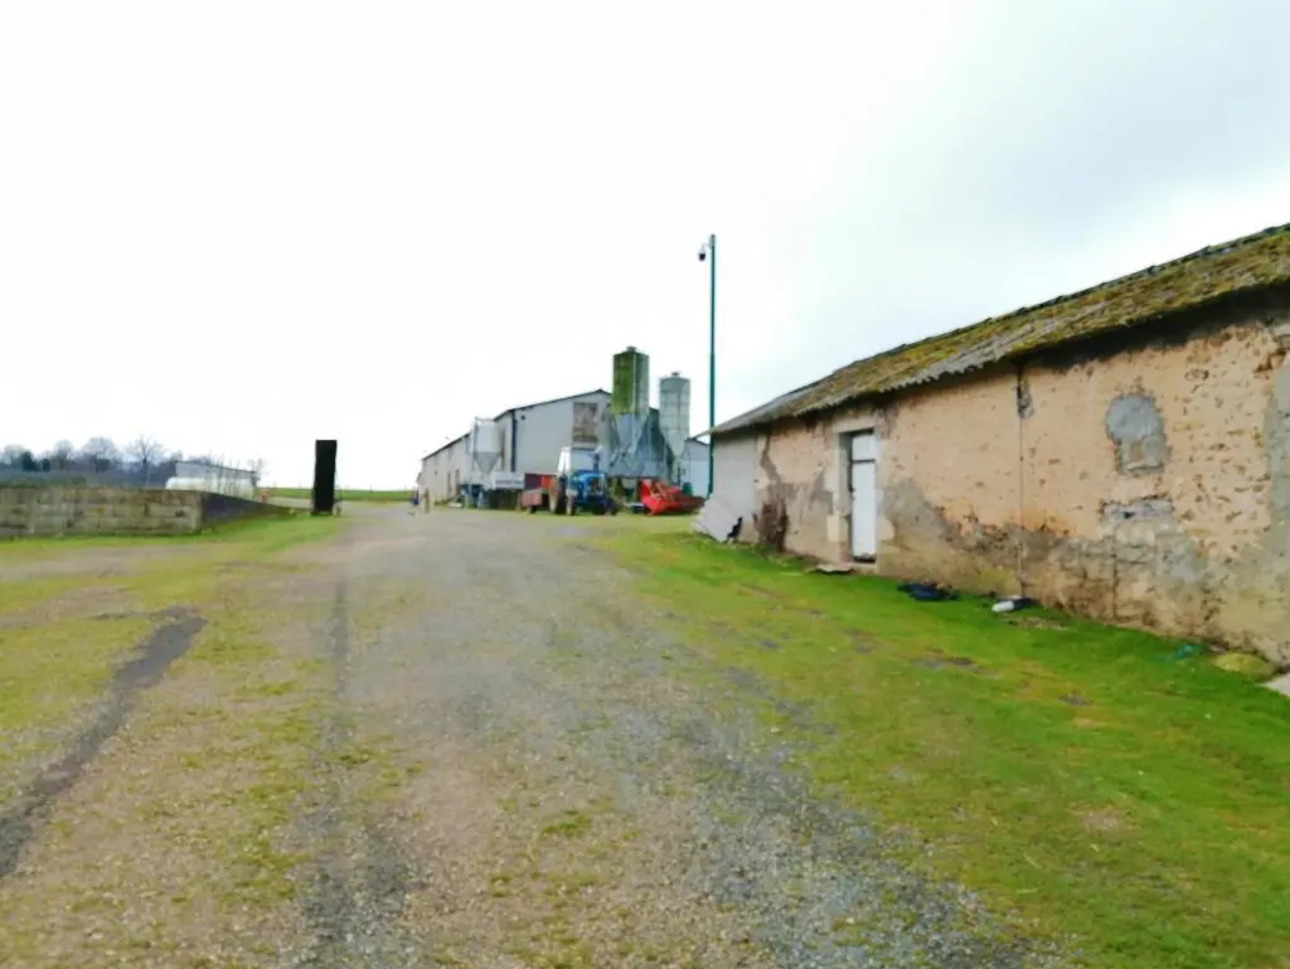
[0,608,207,879]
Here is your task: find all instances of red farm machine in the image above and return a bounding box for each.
[635,478,704,516]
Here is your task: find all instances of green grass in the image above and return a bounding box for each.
[0,513,338,744]
[265,486,410,502]
[598,529,1290,969]
[0,615,153,787]
[0,573,94,616]
[539,808,593,840]
[0,515,342,961]
[196,510,342,554]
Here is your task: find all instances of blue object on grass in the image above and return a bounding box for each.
[897,582,958,602]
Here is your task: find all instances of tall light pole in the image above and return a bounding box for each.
[698,234,716,497]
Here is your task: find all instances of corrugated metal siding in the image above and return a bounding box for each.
[683,440,710,496]
[421,437,471,502]
[512,392,611,476]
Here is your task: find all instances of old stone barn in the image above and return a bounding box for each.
[709,225,1290,665]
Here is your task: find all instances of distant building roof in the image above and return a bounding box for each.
[420,389,610,461]
[712,222,1290,435]
[498,388,609,415]
[420,432,469,463]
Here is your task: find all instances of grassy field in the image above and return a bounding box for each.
[0,514,342,962]
[264,486,410,502]
[596,525,1290,969]
[0,514,338,778]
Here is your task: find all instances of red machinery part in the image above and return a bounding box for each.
[639,478,703,516]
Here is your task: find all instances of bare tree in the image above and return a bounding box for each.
[1,444,25,468]
[80,437,120,474]
[248,457,266,489]
[126,436,165,486]
[49,440,75,471]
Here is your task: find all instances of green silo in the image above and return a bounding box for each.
[611,346,650,415]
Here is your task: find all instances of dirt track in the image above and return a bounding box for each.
[0,507,1059,969]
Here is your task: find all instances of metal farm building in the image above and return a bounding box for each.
[418,387,711,505]
[418,390,608,504]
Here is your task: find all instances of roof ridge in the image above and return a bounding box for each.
[843,221,1290,375]
[712,221,1290,435]
[952,221,1290,335]
[493,388,609,419]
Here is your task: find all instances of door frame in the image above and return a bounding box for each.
[847,430,878,562]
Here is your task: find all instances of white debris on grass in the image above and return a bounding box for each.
[694,495,741,543]
[1265,672,1290,698]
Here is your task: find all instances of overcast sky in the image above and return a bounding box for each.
[4,1,1289,488]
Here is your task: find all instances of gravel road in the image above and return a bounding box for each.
[0,506,1064,968]
[281,507,1058,969]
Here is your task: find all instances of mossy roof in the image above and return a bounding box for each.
[712,222,1290,436]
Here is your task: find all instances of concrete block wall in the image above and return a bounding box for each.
[198,492,288,528]
[0,487,276,538]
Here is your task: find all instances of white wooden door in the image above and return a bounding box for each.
[850,432,877,559]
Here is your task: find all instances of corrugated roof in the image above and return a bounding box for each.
[712,222,1290,436]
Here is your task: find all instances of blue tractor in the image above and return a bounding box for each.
[552,447,619,516]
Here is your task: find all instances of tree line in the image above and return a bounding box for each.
[0,437,264,488]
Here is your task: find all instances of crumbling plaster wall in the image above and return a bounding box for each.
[754,302,1290,665]
[753,404,877,559]
[1016,316,1286,646]
[877,367,1027,594]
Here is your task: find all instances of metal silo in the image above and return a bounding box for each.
[609,347,651,479]
[469,418,503,505]
[611,346,650,415]
[658,372,691,484]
